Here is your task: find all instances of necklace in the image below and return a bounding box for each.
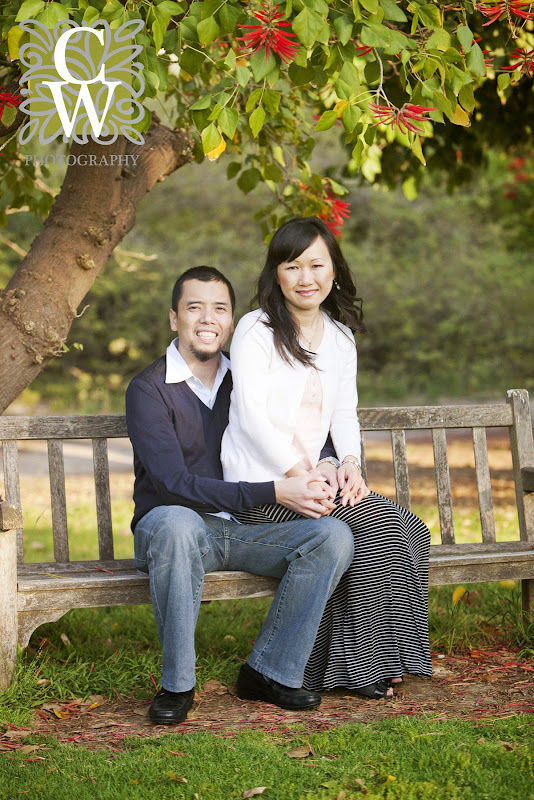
[299,313,323,351]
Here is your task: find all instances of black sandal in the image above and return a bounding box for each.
[352,680,393,700]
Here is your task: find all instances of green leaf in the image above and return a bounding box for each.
[224,48,236,69]
[456,24,473,53]
[7,25,24,60]
[208,102,222,121]
[245,88,262,112]
[200,0,222,19]
[179,46,206,75]
[236,66,251,86]
[263,89,281,115]
[448,64,472,93]
[314,109,338,131]
[333,16,353,46]
[273,145,286,166]
[335,60,360,99]
[144,70,159,97]
[360,21,392,48]
[410,135,426,166]
[402,175,418,201]
[197,16,219,46]
[152,18,164,52]
[497,73,510,91]
[35,2,69,28]
[0,104,18,128]
[249,105,266,137]
[219,3,242,34]
[83,5,100,25]
[379,0,407,21]
[342,104,361,133]
[302,0,329,13]
[15,0,45,22]
[251,48,277,82]
[227,161,241,179]
[293,7,325,47]
[426,28,450,51]
[157,1,186,13]
[263,163,283,182]
[459,83,475,112]
[467,43,485,77]
[360,0,379,12]
[201,122,221,153]
[237,167,261,193]
[288,62,315,86]
[189,95,211,111]
[218,106,238,138]
[417,4,441,28]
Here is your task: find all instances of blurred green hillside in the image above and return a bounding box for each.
[2,148,533,412]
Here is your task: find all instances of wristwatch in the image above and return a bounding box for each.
[342,455,361,469]
[317,456,341,468]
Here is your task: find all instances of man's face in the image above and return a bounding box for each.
[170,279,234,364]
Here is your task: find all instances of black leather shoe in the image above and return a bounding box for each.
[236,664,321,710]
[148,687,195,725]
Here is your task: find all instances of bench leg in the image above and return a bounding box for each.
[522,578,534,622]
[0,530,18,689]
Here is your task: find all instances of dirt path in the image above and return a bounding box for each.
[1,649,532,753]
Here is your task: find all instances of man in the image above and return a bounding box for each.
[126,266,354,725]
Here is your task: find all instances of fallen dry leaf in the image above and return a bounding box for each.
[354,778,368,794]
[386,775,397,782]
[203,680,227,693]
[499,741,514,751]
[337,792,347,800]
[60,633,71,647]
[19,745,45,755]
[243,788,267,798]
[166,772,187,783]
[36,679,51,686]
[287,744,314,759]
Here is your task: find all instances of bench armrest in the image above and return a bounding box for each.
[0,501,23,531]
[522,467,534,494]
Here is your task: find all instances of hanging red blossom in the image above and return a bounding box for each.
[238,4,299,64]
[354,43,374,56]
[0,88,22,122]
[476,1,534,26]
[369,102,436,135]
[319,190,351,237]
[502,47,534,73]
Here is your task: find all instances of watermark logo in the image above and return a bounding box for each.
[18,18,146,146]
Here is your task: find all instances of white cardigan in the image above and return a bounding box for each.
[221,309,361,482]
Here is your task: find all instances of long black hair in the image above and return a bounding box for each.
[254,217,366,366]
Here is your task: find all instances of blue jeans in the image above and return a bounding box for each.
[134,506,354,692]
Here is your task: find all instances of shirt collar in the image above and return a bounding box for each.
[165,338,230,384]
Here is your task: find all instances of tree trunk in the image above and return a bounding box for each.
[0,122,194,413]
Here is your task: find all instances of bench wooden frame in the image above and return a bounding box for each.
[1,389,533,688]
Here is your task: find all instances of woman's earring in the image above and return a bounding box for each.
[334,280,341,290]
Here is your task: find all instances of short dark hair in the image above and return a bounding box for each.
[255,217,366,366]
[171,266,236,313]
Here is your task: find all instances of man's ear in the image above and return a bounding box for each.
[230,316,235,335]
[169,308,178,332]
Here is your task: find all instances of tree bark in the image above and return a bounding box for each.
[0,122,194,413]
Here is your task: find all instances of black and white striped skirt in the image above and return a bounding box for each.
[235,491,432,691]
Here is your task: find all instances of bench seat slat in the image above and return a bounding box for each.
[391,429,410,510]
[2,439,23,563]
[92,438,114,561]
[432,428,455,544]
[47,440,69,563]
[472,427,496,543]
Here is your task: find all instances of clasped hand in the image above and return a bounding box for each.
[312,460,370,510]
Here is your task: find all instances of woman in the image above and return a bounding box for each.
[221,217,432,698]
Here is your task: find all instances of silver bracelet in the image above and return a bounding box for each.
[317,456,341,468]
[342,455,361,469]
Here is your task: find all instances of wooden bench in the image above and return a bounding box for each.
[1,389,533,689]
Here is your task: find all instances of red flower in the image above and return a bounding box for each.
[354,43,374,56]
[319,191,351,237]
[0,88,22,122]
[238,4,299,64]
[476,1,534,25]
[502,47,534,73]
[369,102,436,135]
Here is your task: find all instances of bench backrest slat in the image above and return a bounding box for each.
[432,428,455,544]
[0,415,128,439]
[2,440,23,563]
[507,390,534,542]
[472,427,496,543]
[391,429,411,510]
[92,438,114,561]
[47,440,69,563]
[359,404,512,430]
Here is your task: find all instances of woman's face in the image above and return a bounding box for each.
[276,236,335,317]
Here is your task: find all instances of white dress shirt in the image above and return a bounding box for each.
[165,338,230,408]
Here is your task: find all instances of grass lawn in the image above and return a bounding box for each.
[1,431,532,798]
